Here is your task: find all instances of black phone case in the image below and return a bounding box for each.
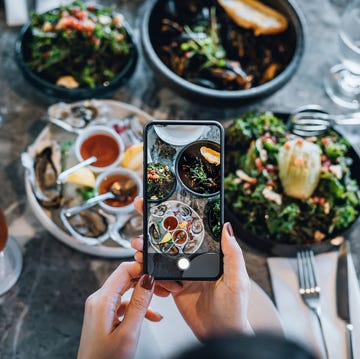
[143,120,224,280]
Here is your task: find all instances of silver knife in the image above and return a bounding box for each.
[336,240,354,359]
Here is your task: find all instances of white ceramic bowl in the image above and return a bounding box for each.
[95,168,142,214]
[75,125,125,173]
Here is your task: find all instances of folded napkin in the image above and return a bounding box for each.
[4,0,29,26]
[268,250,360,359]
[122,280,283,359]
[36,0,73,14]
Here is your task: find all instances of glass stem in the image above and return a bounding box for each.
[0,250,4,278]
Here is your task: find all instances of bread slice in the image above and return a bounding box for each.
[218,0,288,36]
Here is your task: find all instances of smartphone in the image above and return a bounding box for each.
[143,120,224,280]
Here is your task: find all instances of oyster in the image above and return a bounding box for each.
[68,209,108,238]
[178,204,192,219]
[34,147,62,208]
[183,240,197,254]
[119,214,143,240]
[149,222,161,241]
[218,0,288,36]
[47,100,108,133]
[23,128,62,208]
[160,242,179,256]
[60,207,111,245]
[150,204,168,218]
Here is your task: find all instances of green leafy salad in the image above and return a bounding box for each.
[225,111,360,245]
[26,1,132,89]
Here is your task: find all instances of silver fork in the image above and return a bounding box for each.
[297,250,330,359]
[288,105,360,137]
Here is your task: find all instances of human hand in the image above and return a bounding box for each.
[77,261,161,359]
[132,198,253,341]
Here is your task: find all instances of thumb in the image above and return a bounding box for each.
[121,274,154,334]
[221,222,249,286]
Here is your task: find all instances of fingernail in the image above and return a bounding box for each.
[141,274,154,290]
[226,222,234,237]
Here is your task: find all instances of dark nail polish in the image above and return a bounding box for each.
[141,274,154,290]
[226,222,234,237]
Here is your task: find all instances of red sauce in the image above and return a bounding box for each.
[80,133,119,167]
[99,173,138,208]
[173,230,187,244]
[0,209,8,252]
[163,216,178,231]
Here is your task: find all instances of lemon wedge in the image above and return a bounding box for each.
[179,221,188,229]
[66,167,96,188]
[121,143,143,171]
[200,146,220,165]
[160,232,172,244]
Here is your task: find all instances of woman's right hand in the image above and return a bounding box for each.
[132,198,253,341]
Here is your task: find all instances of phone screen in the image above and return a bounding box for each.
[144,121,224,280]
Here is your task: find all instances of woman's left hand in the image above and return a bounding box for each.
[77,261,161,359]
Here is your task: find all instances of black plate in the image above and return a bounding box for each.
[15,15,138,101]
[224,113,360,257]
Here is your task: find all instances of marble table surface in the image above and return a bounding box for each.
[0,0,360,357]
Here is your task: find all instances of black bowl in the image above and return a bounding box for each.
[225,114,360,257]
[205,198,221,241]
[15,21,138,101]
[142,0,305,104]
[176,140,221,198]
[147,162,177,203]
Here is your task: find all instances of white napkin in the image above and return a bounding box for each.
[268,251,360,359]
[122,280,284,359]
[4,0,29,26]
[36,0,73,14]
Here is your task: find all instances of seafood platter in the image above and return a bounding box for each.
[23,100,151,258]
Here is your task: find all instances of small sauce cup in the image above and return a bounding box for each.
[162,215,178,231]
[95,168,142,214]
[75,126,124,172]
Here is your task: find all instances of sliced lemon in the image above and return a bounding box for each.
[179,221,188,229]
[160,232,172,244]
[200,146,220,165]
[121,142,143,171]
[66,167,96,188]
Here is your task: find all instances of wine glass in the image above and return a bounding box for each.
[0,209,23,296]
[324,0,360,109]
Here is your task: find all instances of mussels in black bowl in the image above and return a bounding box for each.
[176,140,220,197]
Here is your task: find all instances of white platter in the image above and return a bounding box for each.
[25,100,153,258]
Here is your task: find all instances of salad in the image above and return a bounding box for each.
[225,111,360,245]
[26,1,133,89]
[147,162,176,201]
